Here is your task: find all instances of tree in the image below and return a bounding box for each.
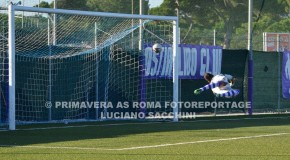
[34,1,51,8]
[149,0,176,16]
[233,0,290,50]
[149,0,288,49]
[45,0,149,14]
[150,0,249,48]
[86,0,149,14]
[56,0,89,10]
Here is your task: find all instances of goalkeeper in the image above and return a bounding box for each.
[194,73,240,98]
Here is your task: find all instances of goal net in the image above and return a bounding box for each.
[2,5,179,129]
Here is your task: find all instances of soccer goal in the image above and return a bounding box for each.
[3,4,179,130]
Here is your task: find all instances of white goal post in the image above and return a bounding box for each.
[7,4,179,130]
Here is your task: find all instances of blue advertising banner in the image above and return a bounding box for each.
[282,51,290,98]
[143,44,222,79]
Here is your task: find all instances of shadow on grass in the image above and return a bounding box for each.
[0,114,290,146]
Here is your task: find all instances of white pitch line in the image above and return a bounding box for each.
[113,132,290,150]
[0,132,289,151]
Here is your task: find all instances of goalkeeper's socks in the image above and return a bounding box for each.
[200,82,221,91]
[217,89,240,98]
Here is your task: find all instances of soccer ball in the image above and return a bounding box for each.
[152,43,162,53]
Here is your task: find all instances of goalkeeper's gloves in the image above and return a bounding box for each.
[229,78,236,87]
[194,89,202,95]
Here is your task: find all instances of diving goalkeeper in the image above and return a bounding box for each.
[194,73,240,98]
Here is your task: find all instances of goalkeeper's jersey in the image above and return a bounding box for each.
[198,73,239,97]
[211,74,233,90]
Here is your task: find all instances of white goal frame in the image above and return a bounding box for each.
[7,4,179,130]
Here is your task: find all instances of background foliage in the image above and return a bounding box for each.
[35,0,290,50]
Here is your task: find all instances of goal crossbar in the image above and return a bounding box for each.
[12,5,178,21]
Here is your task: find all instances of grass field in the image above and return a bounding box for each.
[1,115,290,160]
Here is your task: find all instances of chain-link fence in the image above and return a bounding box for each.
[2,0,289,51]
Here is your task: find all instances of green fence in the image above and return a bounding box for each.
[180,49,290,115]
[253,51,290,112]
